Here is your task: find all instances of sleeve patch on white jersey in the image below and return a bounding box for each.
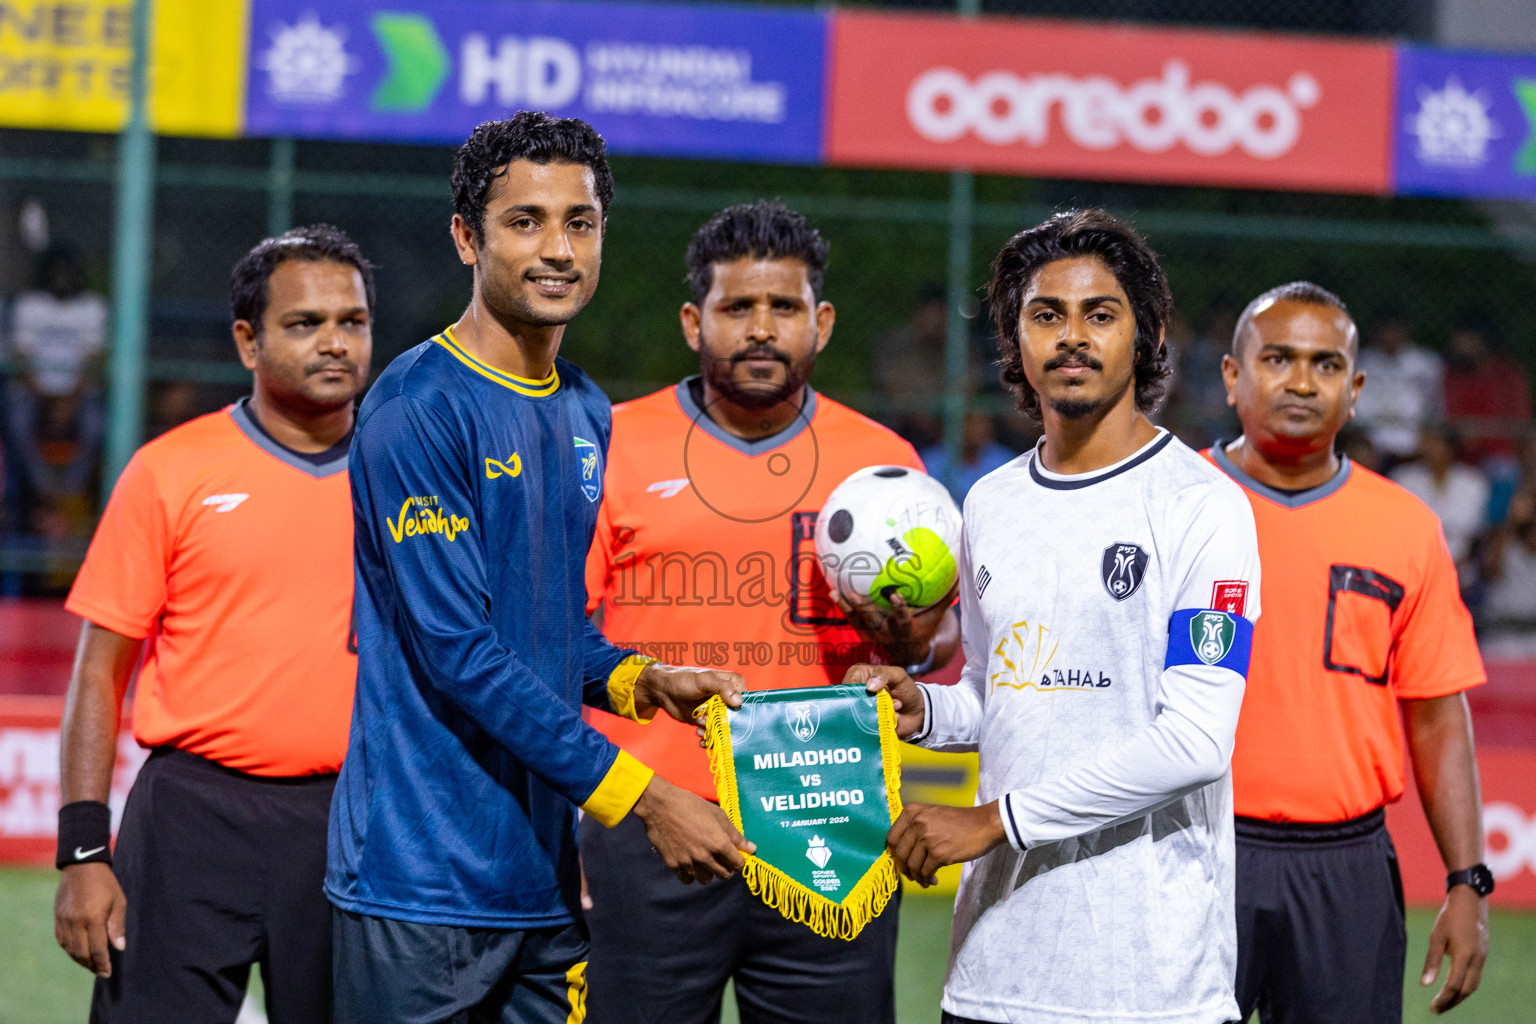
[1165,609,1253,675]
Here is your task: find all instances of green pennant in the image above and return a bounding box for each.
[703,685,902,940]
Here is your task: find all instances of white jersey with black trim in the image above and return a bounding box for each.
[916,429,1261,1024]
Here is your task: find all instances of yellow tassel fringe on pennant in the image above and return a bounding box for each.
[701,691,904,941]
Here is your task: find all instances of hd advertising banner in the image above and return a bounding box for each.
[1392,47,1536,201]
[824,10,1396,194]
[243,0,827,163]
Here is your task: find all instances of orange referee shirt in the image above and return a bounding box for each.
[586,378,924,798]
[1206,444,1485,822]
[66,400,356,776]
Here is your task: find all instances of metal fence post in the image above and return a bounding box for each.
[942,170,974,498]
[103,0,156,501]
[267,137,296,237]
[941,0,981,499]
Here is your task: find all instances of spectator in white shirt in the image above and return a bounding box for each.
[5,246,106,539]
[10,246,107,396]
[1354,318,1443,468]
[1392,424,1489,566]
[1480,487,1536,656]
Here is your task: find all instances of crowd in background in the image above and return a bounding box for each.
[3,241,1535,643]
[0,238,224,595]
[0,244,107,564]
[872,286,1536,653]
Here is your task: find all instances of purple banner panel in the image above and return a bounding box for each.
[244,0,827,164]
[1393,46,1536,201]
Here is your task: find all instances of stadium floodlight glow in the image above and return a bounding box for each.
[906,60,1321,160]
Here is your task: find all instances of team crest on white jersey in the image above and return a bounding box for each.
[573,437,601,503]
[1101,542,1148,601]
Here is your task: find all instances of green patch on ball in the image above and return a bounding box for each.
[870,527,957,610]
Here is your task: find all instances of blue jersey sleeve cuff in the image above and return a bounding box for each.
[1165,609,1254,676]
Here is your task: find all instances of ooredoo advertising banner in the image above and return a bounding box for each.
[825,11,1396,195]
[243,0,827,163]
[1387,746,1536,906]
[1392,47,1536,201]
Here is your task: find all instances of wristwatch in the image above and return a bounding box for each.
[1446,864,1496,897]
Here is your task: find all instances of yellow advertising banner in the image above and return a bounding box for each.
[897,744,977,894]
[0,0,247,136]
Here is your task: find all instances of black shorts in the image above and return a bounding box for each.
[91,747,336,1024]
[580,812,899,1024]
[331,907,589,1024]
[1234,809,1406,1024]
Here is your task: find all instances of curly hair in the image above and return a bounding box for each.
[987,209,1173,420]
[451,112,614,244]
[685,199,829,305]
[229,223,375,333]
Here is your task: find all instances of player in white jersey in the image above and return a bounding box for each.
[852,209,1261,1024]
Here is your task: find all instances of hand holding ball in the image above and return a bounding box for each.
[814,466,962,612]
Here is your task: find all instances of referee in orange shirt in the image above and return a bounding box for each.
[53,225,373,1022]
[1208,282,1490,1022]
[582,200,958,1024]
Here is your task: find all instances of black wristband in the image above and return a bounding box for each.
[56,801,112,869]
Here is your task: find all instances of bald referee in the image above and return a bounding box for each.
[1209,282,1490,1022]
[53,225,373,1022]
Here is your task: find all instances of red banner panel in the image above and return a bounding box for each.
[1388,746,1536,908]
[0,697,144,865]
[826,11,1394,194]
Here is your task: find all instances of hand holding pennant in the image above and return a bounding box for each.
[698,685,904,940]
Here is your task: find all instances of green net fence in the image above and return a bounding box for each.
[1,107,1535,589]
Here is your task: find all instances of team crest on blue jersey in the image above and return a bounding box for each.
[1101,542,1148,601]
[573,436,601,503]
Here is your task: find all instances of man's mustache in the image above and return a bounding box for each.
[306,359,358,376]
[1043,351,1103,372]
[732,346,791,366]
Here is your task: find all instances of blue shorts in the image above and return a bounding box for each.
[332,907,587,1024]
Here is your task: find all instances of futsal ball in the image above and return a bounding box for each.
[815,466,962,611]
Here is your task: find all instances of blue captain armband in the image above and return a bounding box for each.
[1165,609,1253,675]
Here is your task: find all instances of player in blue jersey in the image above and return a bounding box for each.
[327,113,756,1024]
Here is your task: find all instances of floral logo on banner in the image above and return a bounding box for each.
[1407,77,1500,169]
[258,11,360,105]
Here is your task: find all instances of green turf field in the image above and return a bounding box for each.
[4,866,1532,1023]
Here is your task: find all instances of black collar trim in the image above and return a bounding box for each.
[229,398,350,479]
[1028,430,1173,490]
[673,376,817,457]
[1210,440,1351,509]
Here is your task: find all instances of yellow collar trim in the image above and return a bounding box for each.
[436,327,560,397]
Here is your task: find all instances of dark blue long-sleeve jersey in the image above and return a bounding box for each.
[326,331,655,928]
